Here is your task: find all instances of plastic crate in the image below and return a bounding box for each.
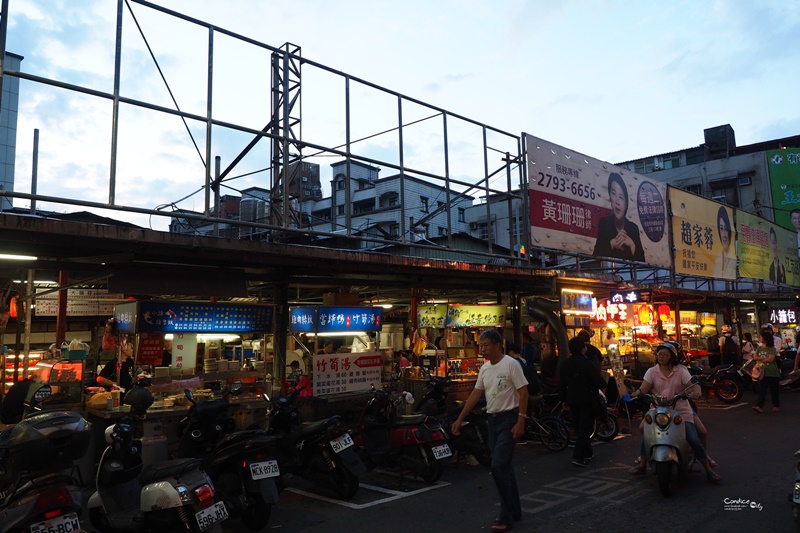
[67,349,87,361]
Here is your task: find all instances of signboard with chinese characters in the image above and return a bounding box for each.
[135,302,274,333]
[137,332,166,366]
[417,304,447,328]
[35,288,125,316]
[316,307,383,332]
[670,188,737,280]
[769,308,798,325]
[115,301,138,333]
[767,149,800,239]
[591,298,630,323]
[312,351,383,396]
[172,333,198,370]
[289,307,317,332]
[446,305,506,327]
[737,211,799,286]
[525,134,670,267]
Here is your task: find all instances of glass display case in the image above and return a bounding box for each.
[28,359,85,409]
[2,351,46,394]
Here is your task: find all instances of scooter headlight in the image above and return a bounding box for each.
[654,412,670,428]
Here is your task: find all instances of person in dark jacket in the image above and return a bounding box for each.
[559,336,608,467]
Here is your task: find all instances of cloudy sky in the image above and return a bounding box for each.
[5,0,800,230]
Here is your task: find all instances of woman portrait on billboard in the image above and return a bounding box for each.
[713,206,736,279]
[592,172,645,262]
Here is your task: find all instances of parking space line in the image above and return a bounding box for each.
[286,481,450,509]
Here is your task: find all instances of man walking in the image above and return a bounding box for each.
[560,336,608,467]
[452,329,528,533]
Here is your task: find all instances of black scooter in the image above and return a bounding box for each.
[266,386,366,499]
[178,381,280,531]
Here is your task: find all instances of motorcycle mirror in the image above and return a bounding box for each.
[230,380,243,394]
[184,388,195,402]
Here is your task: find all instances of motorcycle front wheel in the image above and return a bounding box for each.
[655,461,676,496]
[715,378,742,404]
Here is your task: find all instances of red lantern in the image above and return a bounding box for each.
[658,304,671,323]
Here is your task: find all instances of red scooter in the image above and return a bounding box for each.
[352,385,452,483]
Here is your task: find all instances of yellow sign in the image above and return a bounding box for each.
[446,305,506,327]
[737,211,799,286]
[669,188,736,280]
[417,304,447,328]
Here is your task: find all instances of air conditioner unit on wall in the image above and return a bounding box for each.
[711,195,727,203]
[738,176,752,186]
[469,222,478,230]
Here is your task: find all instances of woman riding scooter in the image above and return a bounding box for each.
[625,343,721,483]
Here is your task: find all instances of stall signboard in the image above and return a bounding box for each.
[737,211,800,286]
[35,288,125,316]
[172,333,198,370]
[417,304,447,328]
[681,311,697,324]
[446,305,506,327]
[608,290,646,305]
[115,301,138,333]
[591,298,629,323]
[561,289,594,316]
[134,302,274,333]
[767,148,800,248]
[316,307,383,332]
[289,307,317,332]
[669,188,737,280]
[137,332,165,366]
[312,352,382,396]
[769,308,797,325]
[525,134,670,267]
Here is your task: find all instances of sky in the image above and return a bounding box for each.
[4,0,800,230]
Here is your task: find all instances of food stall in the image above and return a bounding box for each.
[405,303,507,405]
[289,305,386,421]
[84,300,275,459]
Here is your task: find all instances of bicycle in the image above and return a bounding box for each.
[521,410,570,452]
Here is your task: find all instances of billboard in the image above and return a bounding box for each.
[525,134,670,266]
[736,211,799,286]
[669,188,737,280]
[767,149,800,257]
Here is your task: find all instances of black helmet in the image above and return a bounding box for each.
[123,385,153,415]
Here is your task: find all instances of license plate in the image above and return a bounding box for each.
[330,432,354,453]
[30,513,81,533]
[249,459,280,480]
[431,444,452,459]
[195,501,229,531]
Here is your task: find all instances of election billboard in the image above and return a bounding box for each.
[669,188,736,280]
[525,134,670,267]
[737,211,799,286]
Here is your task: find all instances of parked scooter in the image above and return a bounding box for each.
[88,384,229,533]
[265,386,366,499]
[0,409,90,533]
[353,384,452,482]
[638,376,701,496]
[414,367,490,466]
[178,381,280,531]
[789,447,800,526]
[679,355,742,404]
[536,389,620,442]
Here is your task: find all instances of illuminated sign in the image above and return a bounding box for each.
[609,290,642,304]
[561,289,594,316]
[133,302,274,333]
[290,307,317,332]
[770,308,797,325]
[592,298,629,323]
[446,305,506,327]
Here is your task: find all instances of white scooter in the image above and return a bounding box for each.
[87,385,229,533]
[790,448,800,526]
[640,376,700,497]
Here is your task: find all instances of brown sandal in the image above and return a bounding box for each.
[628,458,645,475]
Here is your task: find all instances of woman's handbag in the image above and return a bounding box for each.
[751,362,766,381]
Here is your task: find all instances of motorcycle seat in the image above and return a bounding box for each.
[140,457,203,485]
[394,413,428,426]
[700,367,717,375]
[298,418,332,437]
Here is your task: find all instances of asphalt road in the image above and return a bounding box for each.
[255,386,800,533]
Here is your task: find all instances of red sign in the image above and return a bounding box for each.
[137,332,166,366]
